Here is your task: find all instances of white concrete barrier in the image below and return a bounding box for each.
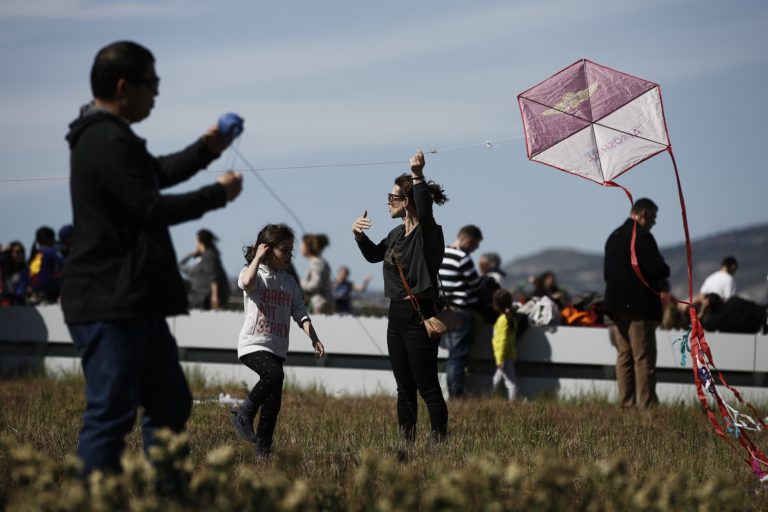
[1,305,766,403]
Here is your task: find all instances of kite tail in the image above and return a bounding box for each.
[688,308,768,480]
[609,148,768,483]
[667,147,694,301]
[670,145,768,481]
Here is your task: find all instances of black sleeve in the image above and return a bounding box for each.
[413,181,444,278]
[413,181,436,238]
[357,233,389,263]
[155,138,218,189]
[101,137,228,229]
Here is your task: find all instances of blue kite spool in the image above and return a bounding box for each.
[218,112,244,142]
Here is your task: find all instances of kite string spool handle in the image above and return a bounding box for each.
[218,112,244,143]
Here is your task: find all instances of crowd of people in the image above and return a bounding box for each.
[0,225,72,306]
[9,222,763,340]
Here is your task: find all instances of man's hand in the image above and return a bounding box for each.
[201,125,229,156]
[217,171,243,202]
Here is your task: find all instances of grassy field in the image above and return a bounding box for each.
[1,372,767,510]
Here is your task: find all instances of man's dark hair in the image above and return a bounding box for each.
[35,226,56,246]
[91,41,155,100]
[721,256,738,268]
[458,224,483,241]
[631,197,658,215]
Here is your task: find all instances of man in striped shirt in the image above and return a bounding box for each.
[439,225,483,398]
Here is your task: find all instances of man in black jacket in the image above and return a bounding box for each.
[604,198,670,408]
[63,41,242,475]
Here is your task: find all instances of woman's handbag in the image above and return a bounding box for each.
[396,264,464,339]
[422,311,464,338]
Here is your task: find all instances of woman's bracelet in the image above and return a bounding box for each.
[412,175,424,182]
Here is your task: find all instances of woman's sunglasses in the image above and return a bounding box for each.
[387,193,407,204]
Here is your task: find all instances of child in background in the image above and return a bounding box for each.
[28,226,64,304]
[232,224,326,456]
[491,289,518,400]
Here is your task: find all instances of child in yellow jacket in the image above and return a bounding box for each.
[492,289,518,400]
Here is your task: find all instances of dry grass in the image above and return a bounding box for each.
[1,372,767,510]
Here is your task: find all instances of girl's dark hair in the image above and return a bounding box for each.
[394,174,448,206]
[243,224,294,264]
[91,41,155,100]
[302,234,329,256]
[197,229,219,252]
[492,288,513,312]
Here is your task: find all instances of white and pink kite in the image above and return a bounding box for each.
[518,59,768,482]
[518,59,669,185]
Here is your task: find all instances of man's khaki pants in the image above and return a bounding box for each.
[610,313,659,408]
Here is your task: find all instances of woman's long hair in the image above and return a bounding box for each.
[394,174,448,205]
[197,229,219,253]
[302,233,330,257]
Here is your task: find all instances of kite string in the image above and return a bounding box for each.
[224,133,516,233]
[230,145,308,234]
[209,134,519,174]
[0,134,522,183]
[224,135,512,233]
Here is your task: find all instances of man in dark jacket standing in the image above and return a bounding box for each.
[63,41,243,475]
[603,198,670,408]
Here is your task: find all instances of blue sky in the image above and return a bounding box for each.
[1,0,766,291]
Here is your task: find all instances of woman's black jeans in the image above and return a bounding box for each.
[387,298,448,441]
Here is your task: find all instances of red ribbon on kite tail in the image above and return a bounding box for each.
[669,147,768,479]
[608,147,768,481]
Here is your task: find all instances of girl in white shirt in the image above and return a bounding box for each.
[231,224,326,456]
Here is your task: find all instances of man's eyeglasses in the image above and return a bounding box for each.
[134,76,160,90]
[387,193,407,204]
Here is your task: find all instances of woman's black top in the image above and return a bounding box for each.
[357,181,444,300]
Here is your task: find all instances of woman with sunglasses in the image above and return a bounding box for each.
[352,151,449,443]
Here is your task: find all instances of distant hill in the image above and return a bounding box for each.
[501,223,768,302]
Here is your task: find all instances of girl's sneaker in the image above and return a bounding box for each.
[230,409,257,442]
